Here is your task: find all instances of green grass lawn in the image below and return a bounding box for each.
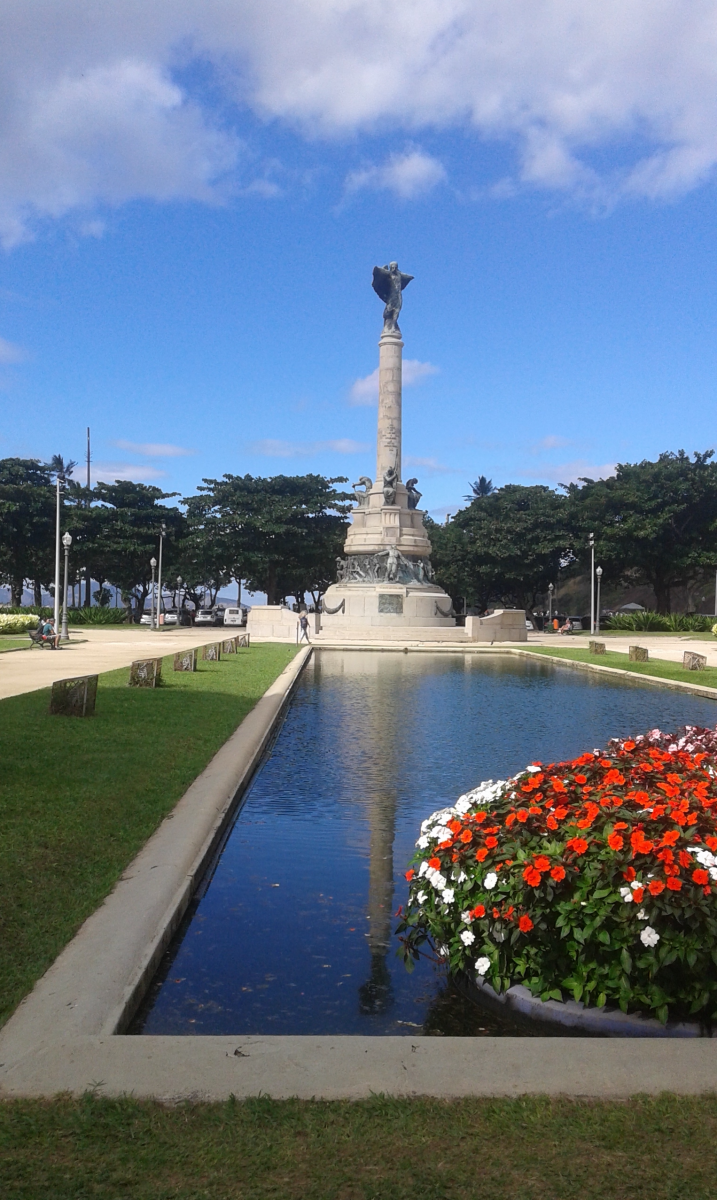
[2,1093,717,1199]
[0,637,31,653]
[573,629,717,641]
[527,644,717,690]
[0,644,298,1028]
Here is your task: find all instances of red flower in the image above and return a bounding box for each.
[630,830,654,854]
[678,850,692,868]
[706,836,717,852]
[550,865,566,882]
[624,866,636,882]
[474,812,487,824]
[566,837,588,855]
[472,904,486,918]
[648,879,665,896]
[623,740,636,751]
[449,820,462,834]
[607,832,624,851]
[518,915,533,933]
[460,829,473,843]
[485,836,498,849]
[574,774,587,784]
[667,877,683,891]
[533,856,551,872]
[632,886,645,903]
[547,816,558,831]
[523,866,542,886]
[554,806,569,820]
[405,869,415,881]
[516,809,529,823]
[693,869,710,885]
[475,848,489,863]
[428,857,441,870]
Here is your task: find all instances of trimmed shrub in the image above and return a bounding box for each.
[68,607,127,625]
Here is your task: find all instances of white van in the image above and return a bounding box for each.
[223,606,248,627]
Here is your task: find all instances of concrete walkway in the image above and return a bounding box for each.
[0,626,231,702]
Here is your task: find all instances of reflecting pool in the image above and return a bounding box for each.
[133,650,717,1036]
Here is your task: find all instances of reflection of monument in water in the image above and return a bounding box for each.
[320,263,457,635]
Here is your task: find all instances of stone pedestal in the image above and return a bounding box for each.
[202,642,221,662]
[174,649,196,672]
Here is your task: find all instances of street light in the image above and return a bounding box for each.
[177,576,183,626]
[548,582,554,630]
[150,557,157,629]
[60,531,72,642]
[589,533,595,634]
[156,523,166,627]
[53,475,62,634]
[596,566,603,634]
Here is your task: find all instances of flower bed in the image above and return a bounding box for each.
[398,725,717,1025]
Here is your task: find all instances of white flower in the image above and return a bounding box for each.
[429,871,447,891]
[711,868,717,881]
[454,796,472,815]
[436,943,448,958]
[690,848,716,869]
[619,887,634,903]
[460,930,475,946]
[416,835,430,849]
[475,956,491,976]
[484,872,498,890]
[461,909,473,923]
[442,888,455,904]
[416,890,427,904]
[636,909,648,920]
[640,926,660,948]
[526,765,541,774]
[630,880,642,890]
[418,860,428,878]
[455,870,467,883]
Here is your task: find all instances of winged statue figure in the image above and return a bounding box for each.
[371,262,414,335]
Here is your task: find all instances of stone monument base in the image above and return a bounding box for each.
[319,581,455,630]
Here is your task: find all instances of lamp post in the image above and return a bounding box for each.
[156,523,166,627]
[53,475,62,633]
[150,557,157,629]
[589,532,595,634]
[596,566,603,634]
[177,575,183,626]
[60,532,72,642]
[714,567,717,618]
[548,582,554,630]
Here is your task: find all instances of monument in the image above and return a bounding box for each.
[320,262,456,632]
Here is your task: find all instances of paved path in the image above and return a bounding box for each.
[0,627,231,702]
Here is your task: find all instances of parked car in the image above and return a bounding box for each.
[196,606,226,627]
[162,609,178,625]
[139,611,152,626]
[223,606,248,627]
[525,618,534,631]
[567,616,585,632]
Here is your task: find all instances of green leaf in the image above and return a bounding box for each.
[620,948,632,974]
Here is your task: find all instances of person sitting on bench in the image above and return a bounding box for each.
[40,617,60,648]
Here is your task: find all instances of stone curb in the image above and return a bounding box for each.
[0,648,311,1074]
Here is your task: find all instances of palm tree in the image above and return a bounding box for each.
[465,475,495,501]
[45,454,77,482]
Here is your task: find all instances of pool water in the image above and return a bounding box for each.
[132,650,717,1036]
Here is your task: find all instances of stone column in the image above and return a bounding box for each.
[376,331,403,484]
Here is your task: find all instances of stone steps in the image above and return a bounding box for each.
[314,626,471,643]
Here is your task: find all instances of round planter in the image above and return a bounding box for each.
[454,971,711,1038]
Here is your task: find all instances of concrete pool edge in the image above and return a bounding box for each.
[0,648,312,1070]
[3,641,717,1102]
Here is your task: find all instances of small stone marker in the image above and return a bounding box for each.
[629,645,649,662]
[173,648,196,672]
[129,657,162,687]
[589,640,606,655]
[221,637,236,655]
[235,633,250,648]
[203,642,221,662]
[50,674,98,717]
[683,651,707,671]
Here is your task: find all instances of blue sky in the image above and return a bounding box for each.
[3,1,717,520]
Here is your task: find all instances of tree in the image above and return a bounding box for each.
[566,451,717,613]
[464,475,495,501]
[0,458,55,605]
[188,474,353,605]
[90,480,184,617]
[429,485,571,611]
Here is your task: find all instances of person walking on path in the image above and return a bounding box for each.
[298,611,311,643]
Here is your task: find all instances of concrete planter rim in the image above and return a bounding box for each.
[454,970,713,1038]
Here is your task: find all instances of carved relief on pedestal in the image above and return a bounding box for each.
[335,552,434,587]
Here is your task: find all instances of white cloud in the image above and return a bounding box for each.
[3,1,717,241]
[520,458,617,485]
[93,461,167,482]
[114,439,194,456]
[404,454,460,475]
[249,437,369,457]
[532,434,572,452]
[350,359,438,405]
[0,335,26,363]
[345,148,446,199]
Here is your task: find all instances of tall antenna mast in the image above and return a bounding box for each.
[86,427,91,491]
